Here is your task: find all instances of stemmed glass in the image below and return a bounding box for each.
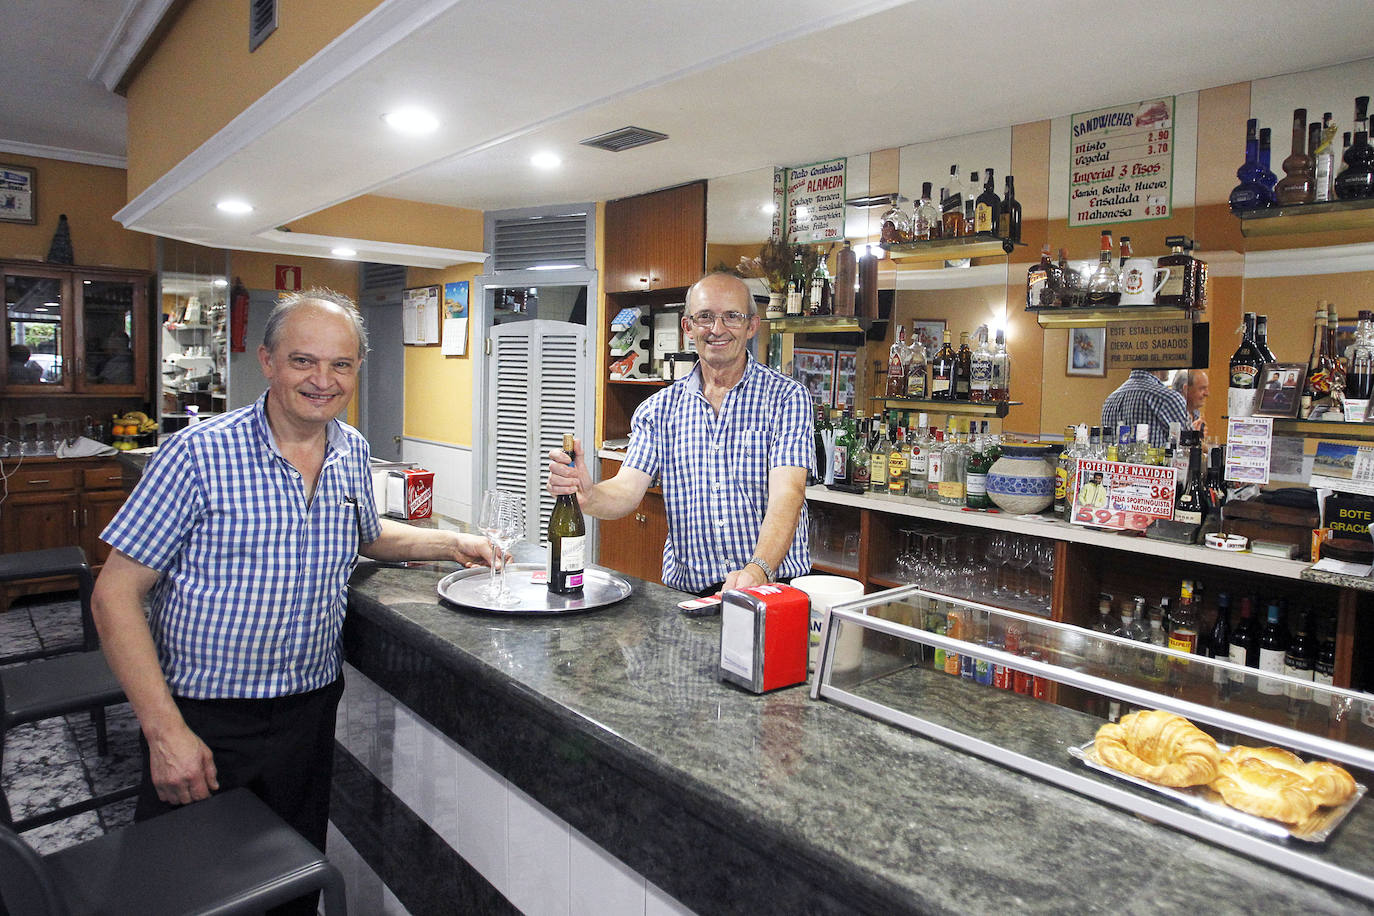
[1034,541,1056,614]
[986,533,1011,598]
[479,489,524,606]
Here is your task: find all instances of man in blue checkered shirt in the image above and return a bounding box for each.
[91,290,492,898]
[1100,369,1192,448]
[548,272,811,595]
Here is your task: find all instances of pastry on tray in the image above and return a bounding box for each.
[1210,745,1358,823]
[1093,710,1220,788]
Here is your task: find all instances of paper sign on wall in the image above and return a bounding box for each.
[442,281,469,356]
[1068,96,1174,227]
[1105,319,1193,370]
[784,158,846,244]
[402,285,441,346]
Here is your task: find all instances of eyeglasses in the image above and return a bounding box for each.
[686,310,752,329]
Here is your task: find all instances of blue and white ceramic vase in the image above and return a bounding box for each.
[986,443,1057,515]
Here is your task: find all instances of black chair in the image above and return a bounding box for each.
[0,787,348,915]
[0,548,134,831]
[0,546,99,665]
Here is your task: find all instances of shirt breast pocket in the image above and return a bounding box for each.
[730,429,772,498]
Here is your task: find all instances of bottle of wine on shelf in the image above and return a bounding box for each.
[1228,312,1265,418]
[547,434,587,596]
[999,175,1021,243]
[1284,608,1315,700]
[1314,617,1336,704]
[1256,601,1288,696]
[1172,439,1207,533]
[1229,118,1271,213]
[1274,108,1315,206]
[930,330,956,400]
[1228,596,1254,684]
[1335,96,1373,200]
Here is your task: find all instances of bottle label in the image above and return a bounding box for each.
[1173,508,1202,525]
[966,473,987,497]
[1027,273,1047,309]
[1158,273,1186,299]
[832,446,848,482]
[1314,669,1334,705]
[869,454,888,486]
[1283,662,1314,700]
[1055,466,1069,501]
[907,371,927,399]
[556,534,586,573]
[974,203,994,233]
[853,462,870,486]
[1257,648,1285,694]
[931,375,951,395]
[1167,628,1197,654]
[888,454,908,489]
[938,481,965,500]
[928,452,942,482]
[909,449,926,477]
[1228,643,1248,683]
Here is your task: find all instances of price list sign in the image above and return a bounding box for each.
[784,158,847,244]
[1068,97,1174,228]
[1070,458,1178,532]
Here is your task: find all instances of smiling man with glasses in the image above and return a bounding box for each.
[549,271,812,595]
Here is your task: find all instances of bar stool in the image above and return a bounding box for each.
[0,546,98,665]
[0,787,348,915]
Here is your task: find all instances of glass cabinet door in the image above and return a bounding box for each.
[78,275,145,394]
[4,269,70,390]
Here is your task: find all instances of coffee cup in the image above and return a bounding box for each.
[1119,259,1169,306]
[791,574,865,673]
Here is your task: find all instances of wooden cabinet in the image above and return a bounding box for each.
[0,457,129,608]
[1,260,151,398]
[594,458,668,584]
[604,182,707,293]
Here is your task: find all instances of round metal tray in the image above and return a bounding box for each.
[436,562,632,615]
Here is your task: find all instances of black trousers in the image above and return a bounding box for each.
[135,677,344,916]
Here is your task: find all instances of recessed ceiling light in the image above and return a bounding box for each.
[331,247,357,258]
[212,278,229,288]
[216,199,254,214]
[383,107,439,135]
[530,152,562,170]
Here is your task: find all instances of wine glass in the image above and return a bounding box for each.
[479,489,525,605]
[986,533,1011,598]
[1034,541,1056,614]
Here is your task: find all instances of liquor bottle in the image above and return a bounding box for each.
[851,417,872,490]
[907,416,931,498]
[833,239,856,316]
[906,323,929,399]
[832,408,854,485]
[809,251,832,316]
[1120,598,1150,643]
[1027,245,1052,309]
[1117,235,1132,281]
[887,325,911,397]
[1302,304,1335,416]
[1256,601,1287,696]
[879,196,911,245]
[1229,118,1271,213]
[1085,230,1120,306]
[1057,247,1082,298]
[942,166,964,238]
[989,329,1011,402]
[913,182,938,240]
[925,426,945,501]
[1228,312,1265,418]
[1000,175,1021,243]
[1168,580,1200,654]
[974,169,1000,234]
[547,434,587,595]
[1314,620,1336,705]
[1255,313,1278,363]
[954,332,973,400]
[869,419,891,493]
[930,330,956,399]
[1156,236,1201,310]
[1314,112,1338,203]
[887,426,908,496]
[1258,127,1278,204]
[938,423,968,506]
[1274,108,1315,206]
[1227,596,1254,684]
[1055,425,1085,519]
[965,432,993,510]
[786,250,805,316]
[1283,608,1315,699]
[1334,96,1373,200]
[812,405,830,484]
[1346,310,1374,404]
[857,244,879,319]
[1207,592,1231,660]
[1327,300,1347,399]
[970,327,993,403]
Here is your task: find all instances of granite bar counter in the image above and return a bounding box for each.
[339,520,1371,915]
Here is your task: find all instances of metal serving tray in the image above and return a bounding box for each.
[1070,740,1366,844]
[436,563,631,615]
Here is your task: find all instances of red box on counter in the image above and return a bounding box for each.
[386,467,434,519]
[718,583,810,693]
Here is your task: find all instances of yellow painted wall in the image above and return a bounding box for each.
[401,265,483,446]
[290,196,484,250]
[124,0,383,197]
[0,155,153,269]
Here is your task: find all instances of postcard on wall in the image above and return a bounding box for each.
[1224,417,1273,486]
[442,280,469,356]
[403,285,441,346]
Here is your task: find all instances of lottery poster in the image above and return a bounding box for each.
[1070,458,1178,531]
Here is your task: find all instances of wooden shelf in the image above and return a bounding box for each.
[881,234,1022,264]
[872,397,1017,418]
[1236,197,1374,237]
[1029,305,1193,328]
[767,315,874,334]
[1268,417,1374,441]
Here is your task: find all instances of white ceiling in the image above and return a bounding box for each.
[4,0,1374,266]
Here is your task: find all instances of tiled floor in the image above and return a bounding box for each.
[0,591,140,854]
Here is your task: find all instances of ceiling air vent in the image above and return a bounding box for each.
[579,126,669,153]
[249,0,278,52]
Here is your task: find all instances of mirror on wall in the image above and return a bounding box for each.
[157,239,230,435]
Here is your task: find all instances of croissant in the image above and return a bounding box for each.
[1220,746,1357,808]
[1211,753,1320,824]
[1093,710,1220,787]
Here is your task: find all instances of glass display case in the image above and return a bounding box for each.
[811,585,1374,902]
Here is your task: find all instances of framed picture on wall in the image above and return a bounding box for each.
[1067,327,1107,377]
[1254,362,1306,418]
[792,348,836,407]
[910,319,945,362]
[0,164,36,225]
[834,349,857,410]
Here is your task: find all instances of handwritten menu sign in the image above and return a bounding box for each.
[1069,97,1174,228]
[1070,458,1178,531]
[784,158,846,244]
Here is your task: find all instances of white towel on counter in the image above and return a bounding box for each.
[56,436,118,458]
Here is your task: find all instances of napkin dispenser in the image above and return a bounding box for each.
[718,584,809,693]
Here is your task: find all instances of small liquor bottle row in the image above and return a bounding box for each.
[1026,234,1207,312]
[1230,95,1374,211]
[1229,303,1374,421]
[886,323,1010,402]
[879,164,1023,245]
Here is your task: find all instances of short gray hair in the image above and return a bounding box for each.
[686,271,757,317]
[263,287,369,359]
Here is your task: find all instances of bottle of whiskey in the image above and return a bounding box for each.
[1156,236,1202,310]
[1335,96,1374,200]
[974,169,1000,234]
[869,418,891,493]
[1027,246,1052,309]
[913,181,939,240]
[1227,312,1265,418]
[1274,108,1315,205]
[1000,175,1021,243]
[954,331,973,400]
[887,325,910,397]
[930,330,956,400]
[1229,118,1270,213]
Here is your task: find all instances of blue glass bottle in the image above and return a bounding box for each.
[1258,127,1278,205]
[1229,118,1269,213]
